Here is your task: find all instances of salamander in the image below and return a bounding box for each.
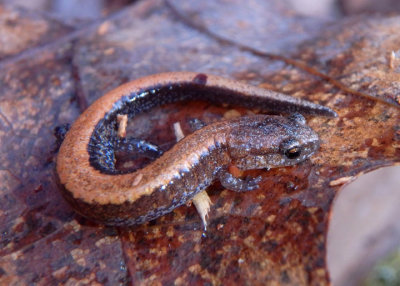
[56,72,337,226]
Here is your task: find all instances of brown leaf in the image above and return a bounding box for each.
[0,0,399,285]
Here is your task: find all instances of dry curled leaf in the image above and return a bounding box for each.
[0,0,399,285]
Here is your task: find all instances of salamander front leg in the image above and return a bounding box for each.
[188,118,206,131]
[218,168,262,192]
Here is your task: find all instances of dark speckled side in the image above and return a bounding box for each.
[60,144,228,225]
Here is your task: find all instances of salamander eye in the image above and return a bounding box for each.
[280,138,302,160]
[284,146,301,159]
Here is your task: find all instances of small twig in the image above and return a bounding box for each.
[172,122,185,141]
[192,191,212,231]
[117,114,128,138]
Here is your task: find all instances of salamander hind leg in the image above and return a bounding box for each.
[218,168,262,192]
[54,123,71,148]
[115,137,163,159]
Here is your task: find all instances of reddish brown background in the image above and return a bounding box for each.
[0,0,399,285]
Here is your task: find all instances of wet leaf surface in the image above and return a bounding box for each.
[0,0,399,285]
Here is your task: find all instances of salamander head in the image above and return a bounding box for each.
[227,113,320,170]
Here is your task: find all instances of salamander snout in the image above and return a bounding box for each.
[279,112,320,161]
[227,114,320,170]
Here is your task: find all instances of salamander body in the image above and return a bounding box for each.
[56,72,336,226]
